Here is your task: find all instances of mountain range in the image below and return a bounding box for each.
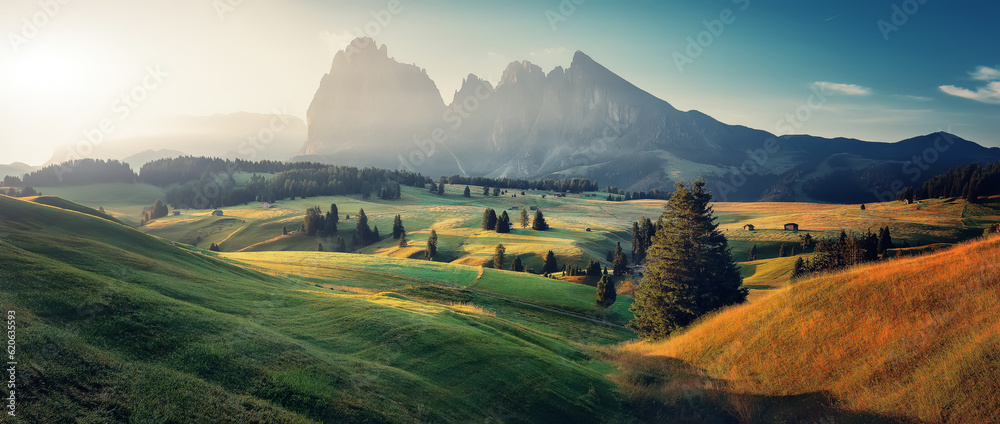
[296,38,1000,202]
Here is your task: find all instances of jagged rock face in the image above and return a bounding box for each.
[302,38,445,166]
[297,39,1000,198]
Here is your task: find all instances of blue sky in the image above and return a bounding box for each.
[1,0,997,165]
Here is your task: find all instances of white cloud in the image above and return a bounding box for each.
[893,94,933,102]
[812,81,872,96]
[939,66,1000,105]
[939,81,1000,105]
[970,66,1000,81]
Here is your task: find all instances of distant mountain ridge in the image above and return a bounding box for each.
[298,38,1000,202]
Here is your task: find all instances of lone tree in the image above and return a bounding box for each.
[282,225,288,236]
[304,206,324,236]
[482,208,498,230]
[317,242,323,252]
[494,244,507,270]
[398,230,408,247]
[463,186,471,197]
[532,209,549,231]
[151,200,169,220]
[520,207,529,228]
[748,244,758,261]
[392,214,405,239]
[426,229,438,260]
[612,242,629,276]
[353,208,373,248]
[596,275,617,307]
[510,256,524,272]
[542,250,558,275]
[629,179,747,340]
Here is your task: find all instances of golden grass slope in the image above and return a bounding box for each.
[623,235,1000,423]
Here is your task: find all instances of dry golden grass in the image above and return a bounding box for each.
[617,235,1000,423]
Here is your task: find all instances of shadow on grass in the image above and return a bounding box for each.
[602,353,919,424]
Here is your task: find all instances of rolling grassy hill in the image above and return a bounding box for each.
[613,235,1000,423]
[0,194,635,423]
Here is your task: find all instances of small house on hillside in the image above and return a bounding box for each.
[743,224,755,231]
[784,223,799,231]
[212,210,224,216]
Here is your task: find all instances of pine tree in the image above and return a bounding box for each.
[426,229,438,260]
[629,179,747,340]
[151,200,169,219]
[613,242,628,276]
[437,180,445,195]
[372,225,380,242]
[354,208,372,247]
[463,186,471,197]
[324,211,337,234]
[791,257,806,279]
[209,243,220,252]
[606,250,614,262]
[317,242,323,252]
[330,204,339,225]
[336,236,347,252]
[510,256,524,272]
[520,207,529,228]
[532,210,549,231]
[494,244,507,270]
[304,206,324,236]
[483,186,489,196]
[860,203,866,210]
[543,250,558,275]
[496,211,511,233]
[398,231,408,247]
[282,225,288,236]
[748,244,758,261]
[790,245,797,256]
[392,214,405,239]
[877,226,893,255]
[778,244,787,258]
[596,275,617,307]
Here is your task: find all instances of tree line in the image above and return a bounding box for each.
[442,175,597,193]
[896,161,1000,202]
[3,159,135,187]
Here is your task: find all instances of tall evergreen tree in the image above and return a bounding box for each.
[532,209,549,231]
[494,244,507,270]
[398,231,408,247]
[520,207,529,228]
[877,226,893,255]
[317,242,323,252]
[543,250,558,275]
[463,186,471,197]
[304,206,324,236]
[587,259,603,276]
[629,179,747,340]
[596,275,617,307]
[324,211,338,234]
[426,229,438,260]
[510,256,524,272]
[336,236,347,252]
[748,244,758,261]
[483,186,490,196]
[778,244,787,257]
[353,208,372,247]
[496,211,511,233]
[791,257,806,279]
[282,225,288,236]
[613,242,629,276]
[392,214,405,239]
[330,203,339,225]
